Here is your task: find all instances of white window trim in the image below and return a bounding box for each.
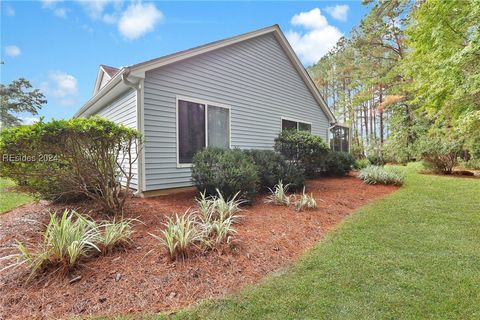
[280,116,312,132]
[176,95,232,168]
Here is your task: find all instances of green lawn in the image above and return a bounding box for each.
[130,163,479,320]
[0,178,34,214]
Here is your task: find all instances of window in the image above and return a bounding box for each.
[177,98,230,165]
[330,125,349,152]
[281,118,311,133]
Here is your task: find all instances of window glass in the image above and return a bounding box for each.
[208,105,229,148]
[298,122,311,132]
[178,100,205,164]
[282,119,297,131]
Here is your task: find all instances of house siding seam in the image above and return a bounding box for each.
[143,33,330,191]
[95,88,138,189]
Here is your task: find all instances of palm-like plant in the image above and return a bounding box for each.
[265,181,291,206]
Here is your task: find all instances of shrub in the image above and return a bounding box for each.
[294,187,317,212]
[274,130,329,177]
[151,212,201,261]
[265,181,291,206]
[355,158,371,170]
[418,133,463,174]
[191,147,258,200]
[458,111,480,160]
[244,149,305,191]
[324,151,355,176]
[358,166,405,186]
[0,117,141,214]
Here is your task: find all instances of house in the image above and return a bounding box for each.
[74,24,340,196]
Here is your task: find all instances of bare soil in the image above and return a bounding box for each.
[0,174,398,320]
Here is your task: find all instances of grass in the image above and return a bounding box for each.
[132,163,479,320]
[0,178,34,214]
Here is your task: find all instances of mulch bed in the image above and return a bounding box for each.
[0,174,398,320]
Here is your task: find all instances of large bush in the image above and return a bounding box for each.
[418,131,463,174]
[191,147,258,200]
[324,151,355,176]
[0,117,141,214]
[274,130,329,177]
[243,149,304,191]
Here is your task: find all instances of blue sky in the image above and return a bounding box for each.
[1,1,369,122]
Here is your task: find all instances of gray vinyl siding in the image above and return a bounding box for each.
[96,88,138,189]
[143,33,330,191]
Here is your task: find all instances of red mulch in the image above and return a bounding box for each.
[0,174,398,320]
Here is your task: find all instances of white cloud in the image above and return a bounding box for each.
[291,8,328,30]
[54,7,67,18]
[118,2,163,40]
[41,0,63,8]
[40,71,78,106]
[286,8,342,65]
[41,0,68,19]
[76,0,113,19]
[5,5,15,16]
[325,4,349,22]
[4,45,21,57]
[102,13,117,24]
[21,117,40,125]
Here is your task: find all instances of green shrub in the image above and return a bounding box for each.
[458,158,480,170]
[244,149,305,191]
[0,117,141,214]
[355,158,371,170]
[458,111,480,160]
[418,133,463,174]
[191,147,258,200]
[324,151,355,176]
[274,130,329,177]
[358,166,405,186]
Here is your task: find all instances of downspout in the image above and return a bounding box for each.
[122,67,144,196]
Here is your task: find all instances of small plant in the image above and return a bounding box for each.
[200,215,237,248]
[358,165,405,186]
[195,191,216,221]
[100,218,135,253]
[195,189,241,248]
[355,158,371,170]
[2,210,101,278]
[213,189,244,221]
[265,181,291,206]
[294,188,317,212]
[151,212,201,261]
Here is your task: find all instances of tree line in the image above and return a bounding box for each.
[308,0,479,166]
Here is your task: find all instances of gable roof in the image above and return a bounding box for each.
[101,64,119,77]
[75,25,335,123]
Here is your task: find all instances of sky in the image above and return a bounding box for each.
[1,1,370,123]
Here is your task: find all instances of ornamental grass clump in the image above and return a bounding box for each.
[151,212,201,261]
[2,210,101,278]
[100,218,135,253]
[265,181,292,206]
[294,188,317,212]
[195,189,242,248]
[358,165,405,186]
[1,210,136,279]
